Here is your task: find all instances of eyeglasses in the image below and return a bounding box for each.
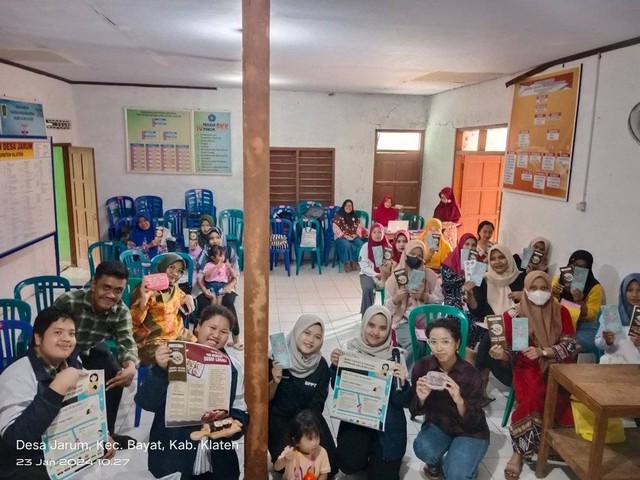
[427,338,454,347]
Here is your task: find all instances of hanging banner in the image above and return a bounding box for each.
[503,67,581,201]
[194,111,232,174]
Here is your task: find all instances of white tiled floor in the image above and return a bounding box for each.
[58,264,580,479]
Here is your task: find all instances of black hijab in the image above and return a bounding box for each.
[336,199,357,227]
[561,249,599,301]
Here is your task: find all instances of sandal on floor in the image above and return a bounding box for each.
[504,461,522,480]
[423,465,441,479]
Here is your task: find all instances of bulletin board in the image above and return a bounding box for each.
[503,67,581,200]
[125,109,231,174]
[0,138,56,258]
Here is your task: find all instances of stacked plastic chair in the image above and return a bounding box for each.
[134,196,164,225]
[106,196,134,240]
[185,189,216,228]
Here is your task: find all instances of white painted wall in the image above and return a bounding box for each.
[0,63,78,297]
[423,44,640,302]
[71,86,429,234]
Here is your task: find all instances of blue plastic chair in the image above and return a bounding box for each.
[87,241,127,278]
[218,209,244,248]
[0,320,33,373]
[270,218,293,276]
[14,276,72,314]
[119,250,152,278]
[297,201,323,219]
[270,205,296,221]
[407,305,469,363]
[113,217,136,242]
[0,299,31,325]
[293,218,323,275]
[151,252,195,294]
[106,196,134,240]
[164,209,189,248]
[355,209,370,229]
[185,189,216,228]
[134,196,164,224]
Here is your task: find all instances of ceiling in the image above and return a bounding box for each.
[1,0,640,95]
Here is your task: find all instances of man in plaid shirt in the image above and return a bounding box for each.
[54,260,139,448]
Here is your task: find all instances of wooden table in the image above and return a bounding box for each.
[536,364,640,479]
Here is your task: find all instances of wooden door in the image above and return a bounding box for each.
[64,146,100,270]
[457,154,504,239]
[372,131,424,215]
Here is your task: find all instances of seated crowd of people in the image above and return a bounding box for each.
[1,189,638,480]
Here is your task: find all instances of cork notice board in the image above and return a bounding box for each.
[503,67,581,201]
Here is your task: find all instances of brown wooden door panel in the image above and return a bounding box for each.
[458,154,504,239]
[67,147,99,270]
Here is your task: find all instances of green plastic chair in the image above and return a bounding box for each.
[119,250,152,278]
[355,210,370,228]
[407,305,469,363]
[218,209,244,248]
[13,276,71,314]
[150,252,195,293]
[88,240,127,277]
[0,298,31,324]
[399,213,425,230]
[293,218,323,275]
[121,277,142,308]
[502,386,516,427]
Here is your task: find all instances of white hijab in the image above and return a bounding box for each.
[286,314,325,378]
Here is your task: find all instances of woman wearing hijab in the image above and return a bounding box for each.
[433,187,462,247]
[490,271,576,479]
[194,226,243,348]
[333,199,367,272]
[417,218,453,272]
[384,239,442,372]
[129,211,161,259]
[551,250,602,353]
[372,195,400,227]
[379,229,411,283]
[465,244,526,398]
[595,273,640,364]
[358,223,392,315]
[513,237,551,273]
[268,314,337,476]
[130,253,196,365]
[330,306,410,480]
[197,214,215,248]
[441,233,477,309]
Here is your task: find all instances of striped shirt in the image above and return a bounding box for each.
[54,288,139,366]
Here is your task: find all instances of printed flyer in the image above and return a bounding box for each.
[165,342,232,427]
[42,370,109,480]
[330,351,393,431]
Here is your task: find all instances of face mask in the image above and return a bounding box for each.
[526,289,551,306]
[405,256,422,269]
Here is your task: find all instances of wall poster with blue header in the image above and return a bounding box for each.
[0,98,46,138]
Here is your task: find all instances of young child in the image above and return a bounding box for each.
[198,245,235,305]
[274,410,331,480]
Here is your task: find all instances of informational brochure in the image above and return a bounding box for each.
[571,266,589,292]
[426,234,440,252]
[599,305,623,335]
[269,332,292,369]
[42,370,109,480]
[330,351,393,431]
[165,342,232,427]
[512,317,530,351]
[372,245,384,267]
[486,315,508,348]
[406,268,425,291]
[520,247,533,269]
[464,260,487,286]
